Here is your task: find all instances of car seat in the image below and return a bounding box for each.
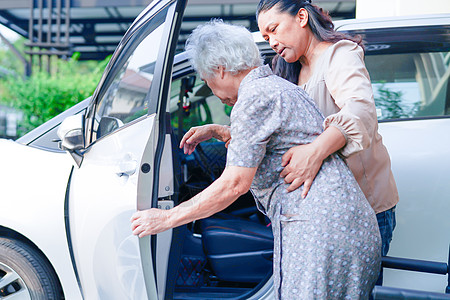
[200,213,273,283]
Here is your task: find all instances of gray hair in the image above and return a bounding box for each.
[185,19,263,79]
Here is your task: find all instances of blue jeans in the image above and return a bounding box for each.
[375,206,396,285]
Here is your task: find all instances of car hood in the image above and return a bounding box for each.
[0,137,73,185]
[0,138,74,227]
[0,138,26,154]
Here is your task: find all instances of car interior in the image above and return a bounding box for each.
[168,74,274,299]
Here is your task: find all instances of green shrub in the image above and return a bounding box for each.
[0,53,109,136]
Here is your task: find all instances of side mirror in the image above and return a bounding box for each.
[97,116,123,139]
[57,114,85,167]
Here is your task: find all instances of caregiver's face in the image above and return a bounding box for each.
[258,5,308,63]
[203,71,238,106]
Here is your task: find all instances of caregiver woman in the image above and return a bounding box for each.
[256,0,398,273]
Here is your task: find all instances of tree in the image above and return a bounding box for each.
[374,82,420,120]
[0,37,26,77]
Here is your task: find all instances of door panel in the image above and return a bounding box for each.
[67,1,183,298]
[379,119,450,292]
[136,0,187,298]
[366,45,450,292]
[69,116,155,299]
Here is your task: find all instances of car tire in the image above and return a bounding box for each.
[0,237,63,299]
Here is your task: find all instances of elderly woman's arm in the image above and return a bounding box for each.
[180,124,231,155]
[131,166,256,237]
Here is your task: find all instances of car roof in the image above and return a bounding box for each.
[334,13,450,31]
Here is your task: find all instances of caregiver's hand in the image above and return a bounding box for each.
[180,124,231,155]
[131,208,171,237]
[280,126,346,197]
[280,143,323,197]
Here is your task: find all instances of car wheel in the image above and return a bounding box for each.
[0,237,62,299]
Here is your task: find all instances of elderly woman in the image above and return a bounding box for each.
[131,20,381,299]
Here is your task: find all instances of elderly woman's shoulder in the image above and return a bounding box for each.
[242,72,299,97]
[237,75,292,110]
[267,74,311,102]
[270,73,303,91]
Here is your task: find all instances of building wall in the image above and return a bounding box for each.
[0,105,20,139]
[356,0,450,18]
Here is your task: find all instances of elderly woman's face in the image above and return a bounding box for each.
[258,6,309,63]
[203,70,239,106]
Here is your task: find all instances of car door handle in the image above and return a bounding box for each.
[116,159,137,177]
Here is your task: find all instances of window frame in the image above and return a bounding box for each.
[83,1,176,147]
[342,24,450,122]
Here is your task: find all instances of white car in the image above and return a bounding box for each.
[0,0,449,298]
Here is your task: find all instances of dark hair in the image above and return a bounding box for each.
[257,0,363,84]
[271,55,301,84]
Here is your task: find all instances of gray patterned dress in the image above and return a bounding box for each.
[226,65,381,299]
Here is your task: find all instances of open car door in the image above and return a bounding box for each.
[65,0,186,299]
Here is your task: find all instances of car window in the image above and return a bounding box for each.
[92,6,169,140]
[366,50,450,120]
[169,74,230,184]
[169,75,231,141]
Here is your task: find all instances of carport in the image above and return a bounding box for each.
[0,0,356,73]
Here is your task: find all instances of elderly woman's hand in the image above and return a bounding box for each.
[131,208,172,237]
[180,125,214,155]
[280,143,323,197]
[180,124,231,155]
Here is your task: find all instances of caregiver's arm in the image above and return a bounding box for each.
[282,43,373,197]
[131,166,256,237]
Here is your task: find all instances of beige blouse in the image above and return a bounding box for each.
[302,40,399,214]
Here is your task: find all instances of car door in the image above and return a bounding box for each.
[66,0,186,299]
[361,24,450,292]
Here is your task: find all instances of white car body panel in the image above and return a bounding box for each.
[0,139,82,298]
[334,14,450,31]
[379,118,450,292]
[68,115,156,299]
